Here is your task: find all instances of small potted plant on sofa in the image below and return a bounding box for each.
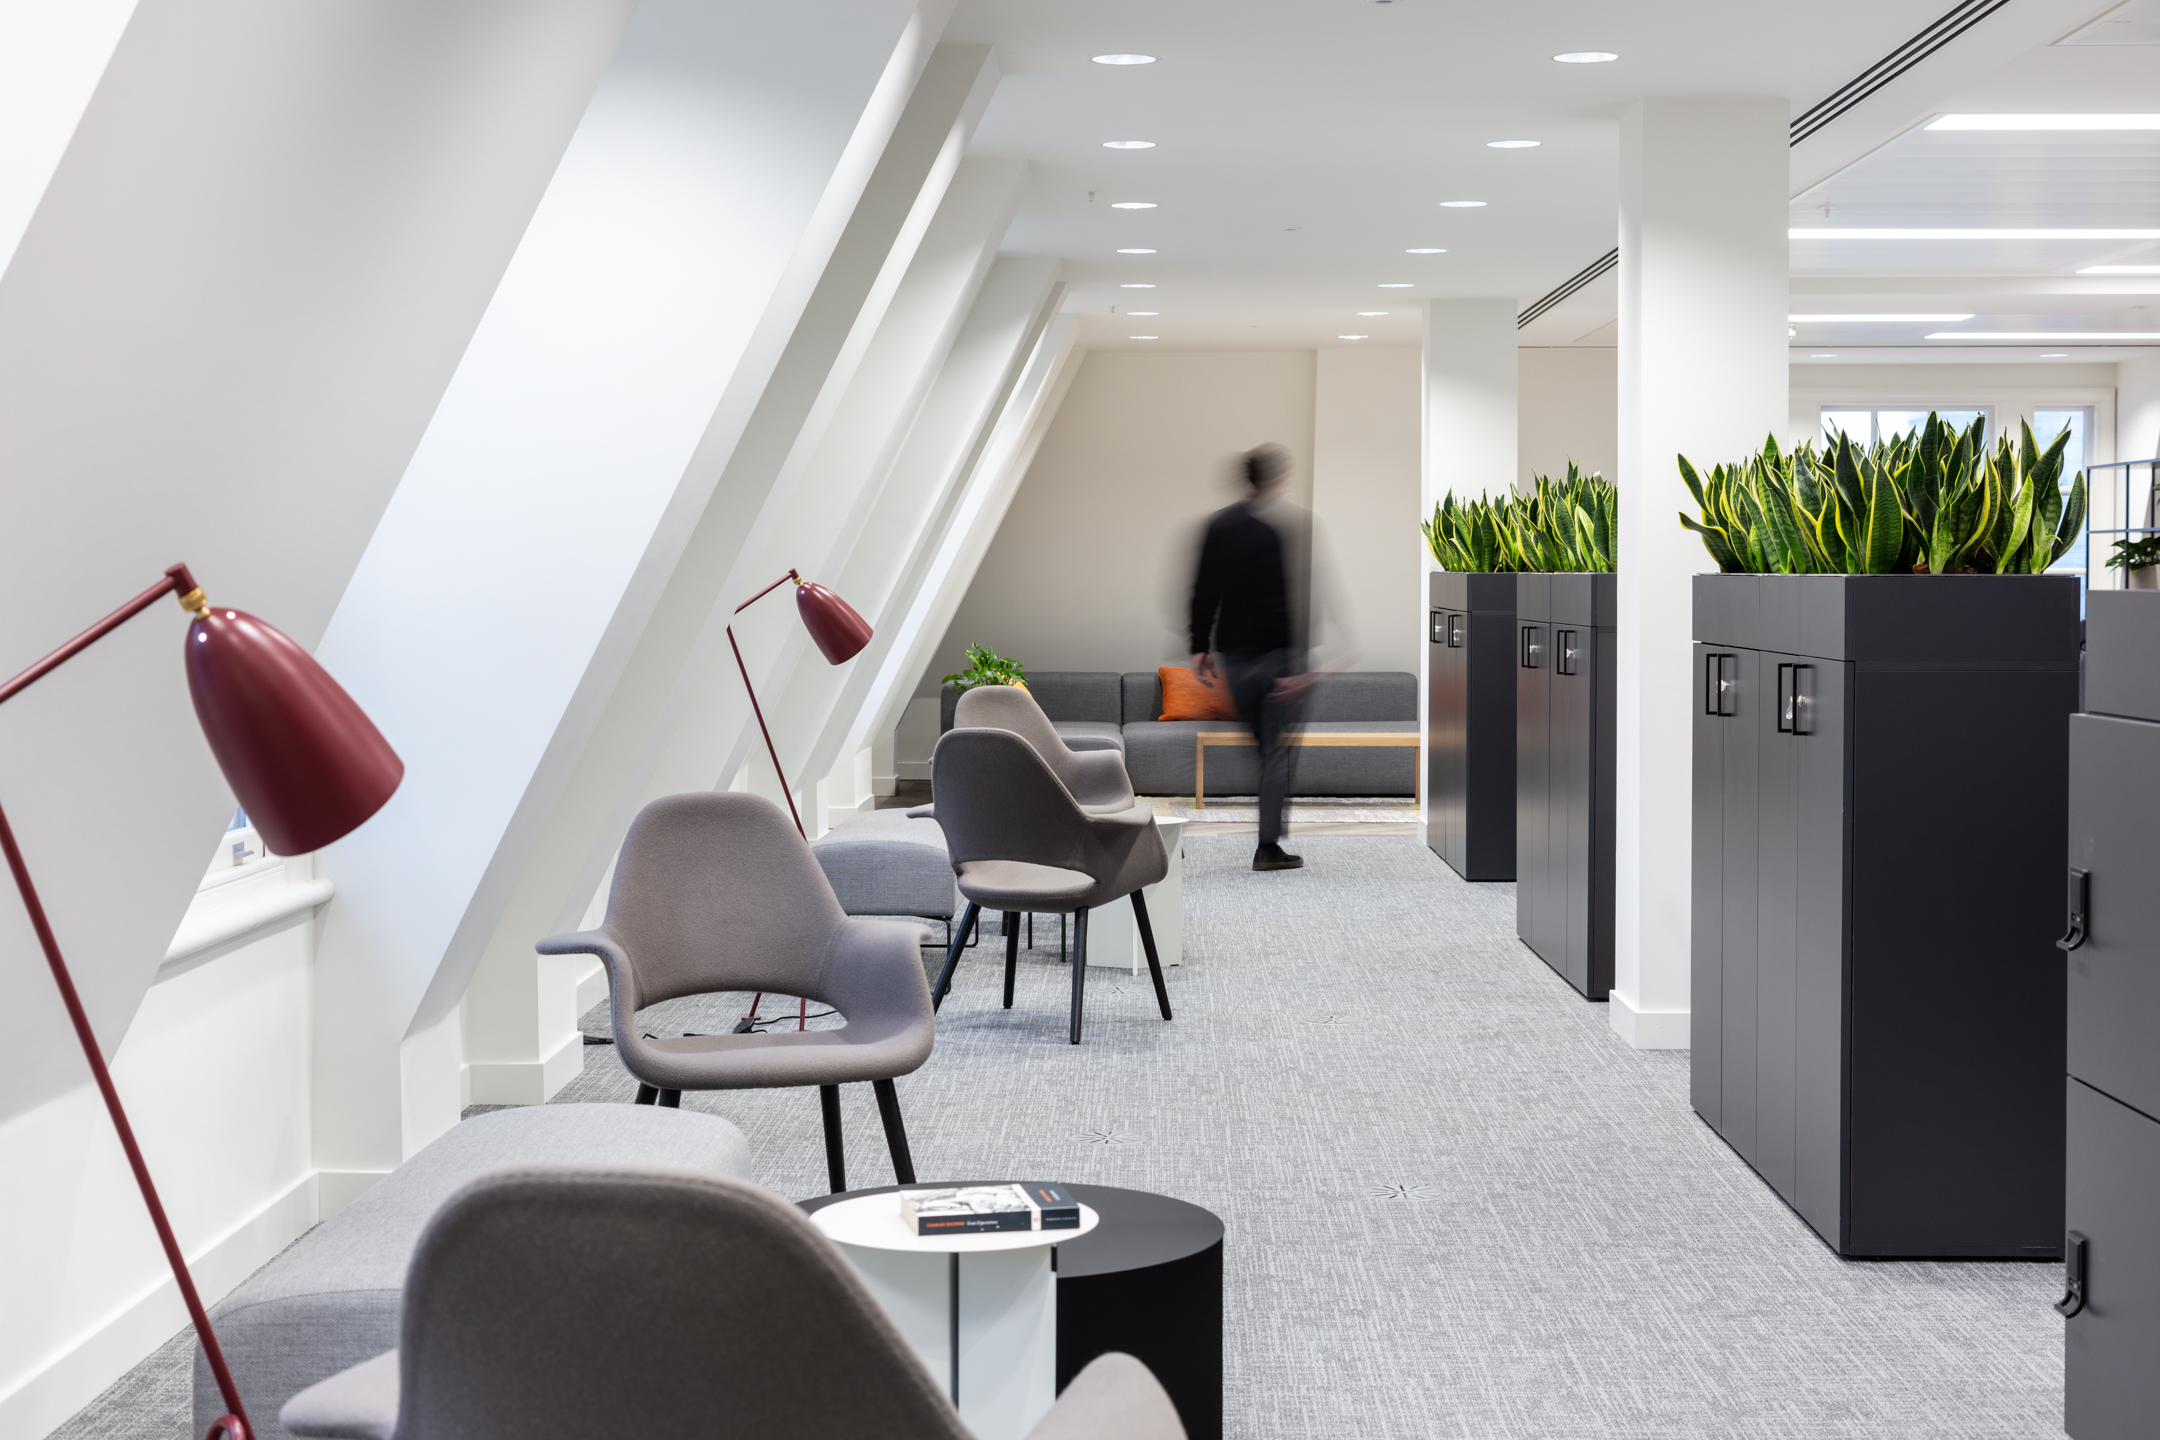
[1678,414,2083,1260]
[941,643,1027,696]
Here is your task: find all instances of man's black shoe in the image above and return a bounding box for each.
[1253,843,1304,871]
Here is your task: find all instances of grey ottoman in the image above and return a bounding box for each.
[810,808,957,921]
[195,1104,751,1440]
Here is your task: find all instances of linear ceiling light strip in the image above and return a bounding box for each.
[1788,0,2011,147]
[1517,248,1618,329]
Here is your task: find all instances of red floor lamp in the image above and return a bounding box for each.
[725,568,871,1031]
[1,563,403,1440]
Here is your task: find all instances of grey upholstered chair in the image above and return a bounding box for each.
[538,793,933,1193]
[280,1168,1187,1440]
[929,728,1173,1043]
[953,684,1141,814]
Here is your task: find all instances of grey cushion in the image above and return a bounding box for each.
[811,808,957,919]
[1056,720,1125,753]
[1121,672,1163,725]
[941,672,1120,731]
[1301,670,1416,721]
[1122,720,1418,796]
[197,1105,752,1440]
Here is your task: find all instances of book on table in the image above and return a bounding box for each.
[899,1182,1081,1235]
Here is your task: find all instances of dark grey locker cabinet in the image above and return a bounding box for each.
[1516,574,1614,999]
[1692,574,2074,1258]
[1425,573,1515,881]
[2064,591,2160,1440]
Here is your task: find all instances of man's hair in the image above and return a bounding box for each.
[1243,443,1289,490]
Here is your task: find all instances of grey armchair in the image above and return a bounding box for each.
[929,728,1173,1043]
[538,792,933,1193]
[280,1168,1188,1440]
[952,684,1141,814]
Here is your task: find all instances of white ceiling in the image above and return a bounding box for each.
[946,0,2158,361]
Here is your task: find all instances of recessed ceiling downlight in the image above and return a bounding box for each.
[1128,311,1159,316]
[1357,311,1388,316]
[1130,335,1159,340]
[1111,201,1157,209]
[1809,353,1839,358]
[1103,140,1156,149]
[1487,140,1541,149]
[1121,283,1156,288]
[1338,335,1369,340]
[1439,200,1487,208]
[1406,247,1447,254]
[1093,54,1155,65]
[1378,283,1414,288]
[2041,353,2069,358]
[1117,248,1157,254]
[1553,51,1618,63]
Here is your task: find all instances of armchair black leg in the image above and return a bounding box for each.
[820,1085,847,1194]
[1069,908,1089,1044]
[1003,911,1020,1008]
[872,1078,916,1185]
[633,1084,658,1106]
[657,1089,681,1108]
[1131,890,1174,1021]
[931,901,980,1012]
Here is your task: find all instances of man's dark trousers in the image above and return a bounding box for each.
[1221,648,1301,848]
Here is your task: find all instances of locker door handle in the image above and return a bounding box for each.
[1430,610,1444,644]
[2055,1231,2087,1318]
[1706,653,1738,717]
[1557,629,1578,675]
[2057,868,2090,952]
[1448,614,1463,647]
[1521,626,1542,668]
[1784,664,1812,735]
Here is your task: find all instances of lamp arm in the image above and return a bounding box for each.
[733,568,802,615]
[0,562,255,1440]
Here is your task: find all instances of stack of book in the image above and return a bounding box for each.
[899,1183,1081,1235]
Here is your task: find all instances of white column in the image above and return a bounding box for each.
[1612,97,1787,1049]
[1422,299,1519,507]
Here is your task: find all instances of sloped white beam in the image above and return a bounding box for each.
[308,0,954,1170]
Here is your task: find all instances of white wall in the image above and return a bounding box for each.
[2123,355,2160,465]
[1519,347,1618,489]
[1312,348,1422,675]
[927,349,1320,683]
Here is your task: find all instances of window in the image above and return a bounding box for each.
[1819,406,1990,448]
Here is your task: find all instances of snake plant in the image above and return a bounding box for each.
[1423,462,1618,573]
[1678,415,2086,576]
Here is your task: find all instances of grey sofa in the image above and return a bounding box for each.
[196,1104,752,1440]
[941,670,1417,797]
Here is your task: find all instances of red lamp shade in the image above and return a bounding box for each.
[796,580,872,664]
[182,608,404,856]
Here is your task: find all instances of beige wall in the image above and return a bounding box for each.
[1519,346,1618,488]
[925,348,1319,689]
[1313,347,1422,673]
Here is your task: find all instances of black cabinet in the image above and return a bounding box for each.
[1515,574,1614,998]
[2065,591,2160,1439]
[1426,572,1516,881]
[1692,574,2076,1257]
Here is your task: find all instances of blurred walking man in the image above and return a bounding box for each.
[1189,444,1319,871]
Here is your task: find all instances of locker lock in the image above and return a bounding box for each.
[2056,868,2089,953]
[2055,1231,2087,1318]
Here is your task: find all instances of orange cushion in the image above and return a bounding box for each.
[1157,666,1239,722]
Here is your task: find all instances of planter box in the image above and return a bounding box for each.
[1425,572,1516,881]
[1691,573,2077,1257]
[2065,590,2160,1435]
[1516,573,1616,998]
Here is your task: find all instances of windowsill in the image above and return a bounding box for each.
[161,854,334,974]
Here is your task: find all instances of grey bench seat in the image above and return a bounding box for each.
[809,807,958,921]
[196,1104,751,1440]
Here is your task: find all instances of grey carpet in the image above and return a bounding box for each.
[50,837,2062,1439]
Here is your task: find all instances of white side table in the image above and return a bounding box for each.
[809,1194,1102,1440]
[1085,814,1183,972]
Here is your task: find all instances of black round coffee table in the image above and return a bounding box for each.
[801,1181,1222,1440]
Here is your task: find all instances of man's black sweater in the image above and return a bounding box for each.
[1189,501,1291,656]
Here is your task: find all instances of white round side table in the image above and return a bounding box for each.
[808,1193,1101,1440]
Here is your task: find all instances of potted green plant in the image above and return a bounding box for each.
[2106,534,2160,590]
[941,642,1027,695]
[1678,414,2082,1260]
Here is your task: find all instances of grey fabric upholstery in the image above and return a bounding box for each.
[1120,671,1164,725]
[537,792,935,1093]
[932,730,1166,915]
[197,1106,750,1440]
[1055,720,1125,753]
[810,807,957,919]
[941,672,1120,732]
[954,685,1139,815]
[280,1168,1186,1440]
[1123,719,1419,797]
[1300,669,1416,721]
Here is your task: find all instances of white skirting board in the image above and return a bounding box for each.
[464,1031,585,1107]
[1608,991,1690,1050]
[0,1172,319,1440]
